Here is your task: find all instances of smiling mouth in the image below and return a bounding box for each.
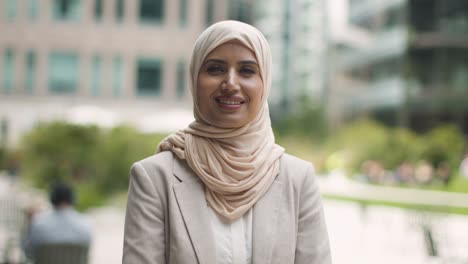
[215,97,245,105]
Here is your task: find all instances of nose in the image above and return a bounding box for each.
[221,68,240,95]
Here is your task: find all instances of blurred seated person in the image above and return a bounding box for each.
[23,183,92,260]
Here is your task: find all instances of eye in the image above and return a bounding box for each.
[240,67,256,75]
[206,65,225,74]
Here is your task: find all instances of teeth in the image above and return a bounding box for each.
[219,99,241,105]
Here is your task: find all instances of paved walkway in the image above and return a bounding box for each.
[2,173,468,264]
[88,207,125,264]
[87,200,468,264]
[320,171,468,209]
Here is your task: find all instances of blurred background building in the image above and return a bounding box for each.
[2,1,468,264]
[1,0,468,144]
[255,0,327,113]
[328,0,468,134]
[0,0,247,146]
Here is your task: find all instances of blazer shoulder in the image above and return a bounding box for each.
[130,151,178,184]
[280,153,316,184]
[134,151,176,170]
[281,153,315,174]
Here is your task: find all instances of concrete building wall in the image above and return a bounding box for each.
[0,0,231,146]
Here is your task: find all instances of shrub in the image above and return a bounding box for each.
[419,124,465,169]
[20,121,168,209]
[21,122,100,187]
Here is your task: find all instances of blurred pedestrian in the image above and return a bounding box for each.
[414,160,434,185]
[436,162,452,186]
[460,154,468,179]
[123,21,331,264]
[395,161,414,184]
[23,183,92,260]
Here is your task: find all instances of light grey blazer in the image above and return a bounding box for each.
[123,151,331,264]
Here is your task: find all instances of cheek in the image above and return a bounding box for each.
[246,80,264,109]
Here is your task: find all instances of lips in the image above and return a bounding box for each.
[215,96,245,109]
[215,96,245,105]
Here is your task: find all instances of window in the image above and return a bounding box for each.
[116,0,124,22]
[179,0,187,26]
[113,56,122,96]
[176,60,185,98]
[137,58,162,96]
[0,118,8,146]
[2,49,14,93]
[206,0,214,25]
[25,51,37,94]
[48,52,79,94]
[6,0,17,20]
[140,0,164,23]
[28,0,40,20]
[53,0,82,21]
[94,0,103,21]
[91,55,101,96]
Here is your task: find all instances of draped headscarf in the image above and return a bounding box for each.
[158,20,284,221]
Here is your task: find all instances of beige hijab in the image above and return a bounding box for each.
[158,20,284,220]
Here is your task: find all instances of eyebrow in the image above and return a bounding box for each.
[203,59,259,66]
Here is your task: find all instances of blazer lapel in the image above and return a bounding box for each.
[252,180,283,264]
[172,159,216,264]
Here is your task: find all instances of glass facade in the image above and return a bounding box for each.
[116,0,124,22]
[28,0,40,20]
[137,58,162,96]
[3,49,14,93]
[176,60,185,98]
[94,0,103,21]
[6,0,17,20]
[179,0,188,26]
[53,0,82,21]
[113,56,122,96]
[48,52,79,94]
[140,0,164,24]
[91,55,101,96]
[206,0,214,25]
[25,51,37,94]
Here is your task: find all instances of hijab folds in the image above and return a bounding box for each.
[158,20,284,221]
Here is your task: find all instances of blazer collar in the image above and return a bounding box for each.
[172,158,216,264]
[172,156,283,264]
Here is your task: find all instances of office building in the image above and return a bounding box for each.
[0,0,234,145]
[328,0,468,133]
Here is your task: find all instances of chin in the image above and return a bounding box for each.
[212,119,248,129]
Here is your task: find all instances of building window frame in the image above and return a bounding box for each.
[3,48,15,93]
[91,55,101,96]
[206,0,214,26]
[25,50,37,94]
[113,56,123,97]
[179,0,188,27]
[48,51,79,94]
[94,0,103,22]
[6,0,17,21]
[176,60,186,99]
[52,0,82,22]
[116,0,124,23]
[136,57,163,97]
[139,0,164,24]
[28,0,40,20]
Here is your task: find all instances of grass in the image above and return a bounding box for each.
[323,194,468,216]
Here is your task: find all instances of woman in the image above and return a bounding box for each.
[123,20,331,264]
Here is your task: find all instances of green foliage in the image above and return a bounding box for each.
[272,98,327,140]
[19,121,168,209]
[419,125,465,169]
[0,147,5,170]
[21,122,100,186]
[92,126,163,195]
[323,119,465,174]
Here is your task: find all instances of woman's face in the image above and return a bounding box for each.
[197,41,263,128]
